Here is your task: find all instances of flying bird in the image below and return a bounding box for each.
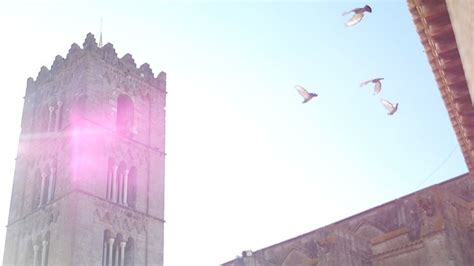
[342,5,372,27]
[360,78,384,95]
[381,99,398,115]
[295,85,318,104]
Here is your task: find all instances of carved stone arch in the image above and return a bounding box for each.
[32,235,43,245]
[417,195,437,217]
[353,221,385,240]
[282,249,316,266]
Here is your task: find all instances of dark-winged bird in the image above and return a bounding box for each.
[360,78,384,95]
[381,99,398,115]
[295,85,318,104]
[342,5,372,27]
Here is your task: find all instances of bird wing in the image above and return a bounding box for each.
[373,81,382,95]
[295,85,310,99]
[345,13,364,27]
[360,79,372,87]
[381,99,394,112]
[342,9,353,16]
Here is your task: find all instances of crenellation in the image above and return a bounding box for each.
[50,55,65,75]
[120,53,136,69]
[139,63,154,81]
[31,34,164,94]
[26,77,36,96]
[156,71,167,93]
[83,32,98,51]
[66,43,82,61]
[36,66,51,84]
[101,42,118,65]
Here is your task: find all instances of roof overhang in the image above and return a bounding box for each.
[408,0,474,172]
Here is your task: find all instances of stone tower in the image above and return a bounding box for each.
[3,33,166,266]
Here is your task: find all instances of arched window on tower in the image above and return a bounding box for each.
[42,231,50,266]
[25,239,34,265]
[116,162,126,204]
[127,167,137,209]
[40,166,51,206]
[116,95,134,136]
[106,158,115,200]
[102,230,112,266]
[124,237,135,266]
[31,170,42,210]
[47,161,57,203]
[112,234,123,266]
[34,236,43,266]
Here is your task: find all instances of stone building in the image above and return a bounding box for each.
[222,0,474,265]
[2,33,166,266]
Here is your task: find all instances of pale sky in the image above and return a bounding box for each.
[0,1,468,265]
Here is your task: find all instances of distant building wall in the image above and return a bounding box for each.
[222,174,474,266]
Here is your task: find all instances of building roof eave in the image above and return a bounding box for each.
[407,0,474,172]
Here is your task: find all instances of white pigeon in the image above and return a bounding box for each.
[295,85,318,104]
[342,5,372,27]
[360,78,384,95]
[381,99,398,115]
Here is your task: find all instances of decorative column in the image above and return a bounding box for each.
[111,165,118,201]
[38,172,47,207]
[122,169,129,205]
[119,241,127,266]
[55,101,63,131]
[47,106,55,132]
[40,241,48,266]
[47,167,56,203]
[116,170,122,204]
[107,238,115,266]
[115,242,120,266]
[33,245,40,266]
[106,166,111,200]
[102,239,107,266]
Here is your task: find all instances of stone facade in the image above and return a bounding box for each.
[222,174,474,266]
[3,33,166,266]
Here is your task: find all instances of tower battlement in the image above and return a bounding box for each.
[27,33,166,95]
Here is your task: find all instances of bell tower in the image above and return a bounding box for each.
[3,33,166,266]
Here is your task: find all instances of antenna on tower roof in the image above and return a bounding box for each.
[99,17,103,47]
